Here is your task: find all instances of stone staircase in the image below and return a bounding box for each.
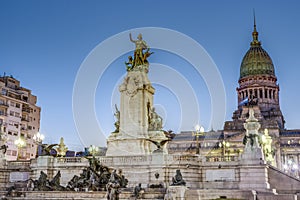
[184,189,300,200]
[0,189,166,200]
[185,189,255,200]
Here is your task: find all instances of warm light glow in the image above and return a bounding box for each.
[195,124,201,132]
[261,134,266,144]
[89,145,99,156]
[292,164,298,170]
[200,126,204,133]
[225,142,230,148]
[14,137,26,148]
[33,132,45,143]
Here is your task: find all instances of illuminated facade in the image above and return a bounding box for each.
[168,22,300,177]
[0,75,41,160]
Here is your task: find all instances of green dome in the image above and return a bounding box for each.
[240,24,275,79]
[240,46,275,78]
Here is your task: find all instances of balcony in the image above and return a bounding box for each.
[0,112,8,116]
[7,92,21,100]
[22,107,30,113]
[21,127,28,131]
[0,102,9,108]
[21,117,29,122]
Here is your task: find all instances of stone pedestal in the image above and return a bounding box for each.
[239,164,270,191]
[239,108,270,191]
[31,156,55,179]
[241,146,265,165]
[165,186,188,200]
[106,66,168,156]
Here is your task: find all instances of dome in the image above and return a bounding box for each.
[239,24,275,79]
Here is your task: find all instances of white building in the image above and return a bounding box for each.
[0,75,41,160]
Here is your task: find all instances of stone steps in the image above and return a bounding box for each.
[184,189,300,200]
[185,189,255,200]
[0,190,165,200]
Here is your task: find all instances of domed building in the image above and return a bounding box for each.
[222,20,287,168]
[225,19,285,133]
[169,20,300,175]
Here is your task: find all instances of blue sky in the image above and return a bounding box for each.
[1,1,300,150]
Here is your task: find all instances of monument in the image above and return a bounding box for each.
[1,31,300,200]
[106,33,168,156]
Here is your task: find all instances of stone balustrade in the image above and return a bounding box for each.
[56,157,83,163]
[205,155,239,162]
[7,160,31,170]
[98,154,199,167]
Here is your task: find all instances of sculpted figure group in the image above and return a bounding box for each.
[126,33,153,72]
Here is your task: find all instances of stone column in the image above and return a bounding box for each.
[240,108,270,191]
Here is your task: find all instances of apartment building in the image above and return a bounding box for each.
[0,75,41,160]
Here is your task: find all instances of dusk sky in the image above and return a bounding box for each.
[1,1,300,150]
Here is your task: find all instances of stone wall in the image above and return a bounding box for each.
[268,165,300,193]
[30,156,89,186]
[98,154,200,188]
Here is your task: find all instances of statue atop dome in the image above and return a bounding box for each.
[126,33,153,72]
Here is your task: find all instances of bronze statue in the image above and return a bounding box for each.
[171,169,186,186]
[0,144,7,154]
[40,144,58,156]
[127,33,153,71]
[106,182,120,200]
[133,183,143,199]
[32,171,66,191]
[146,138,170,153]
[66,157,128,192]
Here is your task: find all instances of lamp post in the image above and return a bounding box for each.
[219,140,230,160]
[192,125,204,154]
[14,137,26,160]
[33,132,45,157]
[89,145,99,157]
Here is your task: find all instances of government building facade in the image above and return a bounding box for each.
[168,22,300,178]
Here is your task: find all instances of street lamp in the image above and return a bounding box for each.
[14,137,26,160]
[33,132,45,143]
[219,140,230,160]
[33,132,45,157]
[89,145,99,156]
[192,125,204,154]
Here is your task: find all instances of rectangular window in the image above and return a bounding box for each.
[14,123,19,129]
[10,111,14,116]
[12,151,17,156]
[22,96,28,102]
[16,103,20,108]
[15,112,20,117]
[1,89,7,95]
[10,101,15,107]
